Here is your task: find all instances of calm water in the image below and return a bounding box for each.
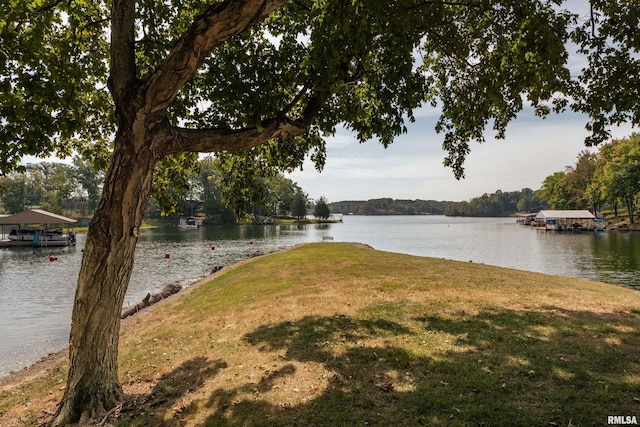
[1,216,639,376]
[330,216,640,288]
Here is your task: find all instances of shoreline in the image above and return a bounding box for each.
[0,245,298,390]
[2,217,639,379]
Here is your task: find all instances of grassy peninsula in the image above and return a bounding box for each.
[1,243,639,426]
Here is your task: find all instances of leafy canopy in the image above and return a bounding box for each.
[0,0,112,171]
[570,1,640,146]
[1,0,636,183]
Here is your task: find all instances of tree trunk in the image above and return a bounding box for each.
[51,131,157,426]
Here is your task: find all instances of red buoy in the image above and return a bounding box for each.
[165,253,170,259]
[211,245,215,250]
[49,255,56,262]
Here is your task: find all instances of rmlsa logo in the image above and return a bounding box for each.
[608,415,638,425]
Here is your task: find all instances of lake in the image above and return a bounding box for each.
[1,215,639,377]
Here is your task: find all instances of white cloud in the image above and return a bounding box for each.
[289,108,637,203]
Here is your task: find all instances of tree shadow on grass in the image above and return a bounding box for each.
[202,308,640,427]
[116,356,228,426]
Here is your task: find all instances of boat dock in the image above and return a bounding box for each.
[524,210,601,232]
[0,209,77,248]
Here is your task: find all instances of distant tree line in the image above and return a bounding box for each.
[329,198,451,215]
[7,134,636,223]
[0,156,308,224]
[445,188,548,217]
[0,158,104,216]
[445,133,640,221]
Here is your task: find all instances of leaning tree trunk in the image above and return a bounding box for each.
[51,129,157,425]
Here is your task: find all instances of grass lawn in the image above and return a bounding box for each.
[1,242,639,426]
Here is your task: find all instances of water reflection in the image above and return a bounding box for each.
[588,232,640,287]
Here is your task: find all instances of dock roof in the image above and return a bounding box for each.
[0,209,77,225]
[535,210,595,220]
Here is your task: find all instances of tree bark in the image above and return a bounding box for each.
[51,129,157,425]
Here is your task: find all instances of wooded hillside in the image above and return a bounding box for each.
[328,198,451,215]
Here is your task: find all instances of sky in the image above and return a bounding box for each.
[286,109,637,203]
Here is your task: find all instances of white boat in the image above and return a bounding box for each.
[178,217,202,229]
[6,228,75,246]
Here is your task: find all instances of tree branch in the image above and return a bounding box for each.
[164,121,295,154]
[278,81,311,119]
[590,0,596,38]
[143,0,290,114]
[32,0,65,14]
[109,0,137,105]
[407,1,482,10]
[160,93,326,156]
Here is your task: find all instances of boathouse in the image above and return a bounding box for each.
[534,210,595,231]
[0,209,77,247]
[178,216,203,228]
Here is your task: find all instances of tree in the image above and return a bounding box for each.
[72,157,105,215]
[564,150,597,210]
[590,141,619,216]
[2,1,638,424]
[35,163,76,213]
[570,2,640,146]
[198,156,236,222]
[516,188,548,214]
[291,190,308,221]
[0,170,42,213]
[0,163,78,215]
[595,135,640,223]
[539,172,571,210]
[314,196,331,220]
[264,174,301,217]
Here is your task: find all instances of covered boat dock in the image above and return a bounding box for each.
[534,210,596,232]
[516,212,538,225]
[0,209,77,247]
